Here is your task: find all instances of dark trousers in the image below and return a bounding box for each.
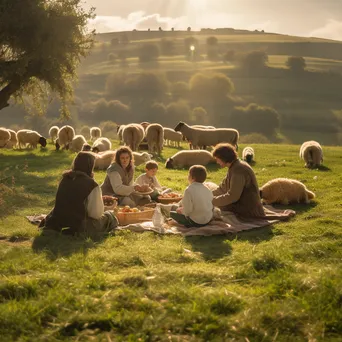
[170,211,208,228]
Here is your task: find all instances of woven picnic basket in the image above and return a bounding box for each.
[157,196,183,204]
[115,207,155,226]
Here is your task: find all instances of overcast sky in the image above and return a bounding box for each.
[83,0,342,41]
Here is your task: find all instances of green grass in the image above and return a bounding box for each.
[0,141,341,341]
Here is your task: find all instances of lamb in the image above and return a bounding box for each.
[117,125,126,143]
[94,150,116,170]
[175,121,239,151]
[55,125,75,150]
[92,137,112,153]
[299,141,323,168]
[17,130,47,149]
[90,127,102,141]
[133,152,153,166]
[260,178,315,205]
[68,135,88,153]
[165,150,215,169]
[122,124,144,151]
[49,126,59,143]
[163,127,182,147]
[242,146,255,163]
[0,127,11,148]
[146,123,164,155]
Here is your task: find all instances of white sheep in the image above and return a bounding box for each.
[0,127,11,148]
[299,141,323,168]
[175,121,239,150]
[146,123,164,155]
[7,129,18,148]
[117,125,126,143]
[165,150,215,169]
[94,150,116,170]
[49,126,59,143]
[242,146,255,164]
[90,127,102,141]
[122,124,144,151]
[133,151,153,166]
[56,125,75,150]
[92,137,112,153]
[163,127,182,147]
[68,135,88,153]
[17,130,47,149]
[260,178,315,205]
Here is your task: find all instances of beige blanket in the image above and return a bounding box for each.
[117,206,296,236]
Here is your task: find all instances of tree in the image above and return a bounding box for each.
[171,81,190,100]
[166,101,191,126]
[192,107,209,124]
[206,36,218,46]
[206,36,219,60]
[160,39,176,56]
[286,56,306,73]
[149,102,166,123]
[239,51,268,71]
[138,43,160,63]
[0,0,94,116]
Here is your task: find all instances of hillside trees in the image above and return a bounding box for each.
[239,51,268,71]
[0,0,94,116]
[286,56,306,73]
[138,43,160,63]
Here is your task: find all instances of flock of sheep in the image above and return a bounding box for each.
[0,122,324,206]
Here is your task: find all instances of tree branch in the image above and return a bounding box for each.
[0,75,22,110]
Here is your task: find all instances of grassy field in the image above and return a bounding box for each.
[0,140,341,341]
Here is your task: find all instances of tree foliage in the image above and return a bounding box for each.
[286,56,306,72]
[138,43,160,63]
[239,51,268,70]
[0,0,95,116]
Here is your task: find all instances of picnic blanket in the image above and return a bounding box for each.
[26,206,295,237]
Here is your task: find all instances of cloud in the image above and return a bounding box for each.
[309,19,342,41]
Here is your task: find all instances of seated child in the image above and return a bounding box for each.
[135,161,163,201]
[170,165,213,228]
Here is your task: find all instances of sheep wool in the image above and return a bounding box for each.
[69,135,88,153]
[49,126,59,143]
[122,124,144,151]
[92,137,112,153]
[7,129,18,148]
[165,150,215,169]
[90,127,102,141]
[242,146,255,163]
[299,141,323,168]
[56,125,75,150]
[175,121,239,150]
[133,152,153,166]
[0,127,11,148]
[17,130,47,149]
[146,124,164,155]
[163,127,182,147]
[260,178,315,205]
[94,150,116,170]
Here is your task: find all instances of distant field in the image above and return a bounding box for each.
[0,141,341,341]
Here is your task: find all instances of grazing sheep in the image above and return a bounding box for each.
[117,125,126,143]
[165,150,215,169]
[146,123,164,155]
[68,135,87,153]
[260,178,315,205]
[92,137,112,153]
[133,151,153,166]
[82,143,92,151]
[0,127,11,148]
[299,141,323,168]
[242,146,255,164]
[122,124,144,151]
[94,150,116,170]
[90,127,102,141]
[56,125,75,150]
[7,129,18,148]
[175,121,239,150]
[163,127,182,147]
[49,126,59,143]
[17,130,47,149]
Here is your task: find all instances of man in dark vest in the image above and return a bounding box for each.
[43,152,117,235]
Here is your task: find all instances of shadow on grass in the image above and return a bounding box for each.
[271,202,318,215]
[185,225,275,261]
[32,230,110,260]
[316,165,331,172]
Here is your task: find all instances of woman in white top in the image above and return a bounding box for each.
[170,165,213,227]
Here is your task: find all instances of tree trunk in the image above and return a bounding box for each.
[0,75,22,111]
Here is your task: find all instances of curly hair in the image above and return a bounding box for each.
[212,143,238,164]
[115,146,134,171]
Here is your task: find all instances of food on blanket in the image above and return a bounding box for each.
[117,206,141,213]
[158,192,182,199]
[102,196,118,206]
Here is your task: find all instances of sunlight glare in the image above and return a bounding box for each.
[188,0,207,11]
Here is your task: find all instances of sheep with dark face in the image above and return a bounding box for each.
[242,147,254,164]
[55,125,75,150]
[175,121,239,150]
[17,130,47,149]
[165,150,215,169]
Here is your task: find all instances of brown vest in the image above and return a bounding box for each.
[219,159,265,218]
[45,171,98,234]
[101,163,134,196]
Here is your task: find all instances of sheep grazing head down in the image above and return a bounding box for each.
[165,157,174,169]
[92,147,100,153]
[39,137,47,147]
[174,122,185,132]
[246,154,253,163]
[82,143,91,151]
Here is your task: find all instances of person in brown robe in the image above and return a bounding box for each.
[211,143,266,218]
